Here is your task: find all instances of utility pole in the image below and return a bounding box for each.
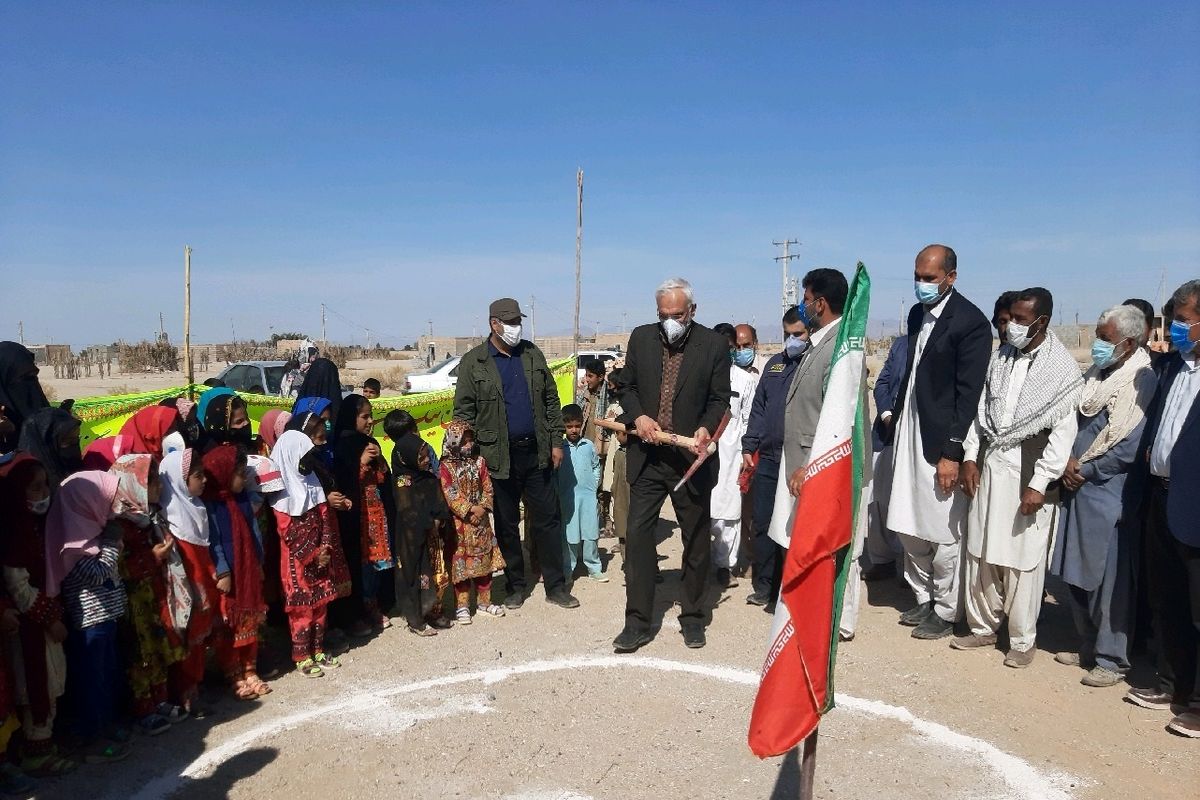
[159,311,166,341]
[321,303,327,347]
[17,321,23,345]
[183,246,193,392]
[574,168,584,358]
[1156,267,1168,341]
[773,239,801,314]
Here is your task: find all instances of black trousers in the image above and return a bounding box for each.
[492,440,566,596]
[750,457,784,598]
[1145,478,1200,704]
[625,448,714,632]
[329,515,365,630]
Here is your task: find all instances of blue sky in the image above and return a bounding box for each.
[2,2,1197,347]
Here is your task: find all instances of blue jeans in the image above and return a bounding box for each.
[67,620,120,739]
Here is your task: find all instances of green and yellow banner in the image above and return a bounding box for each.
[74,358,579,461]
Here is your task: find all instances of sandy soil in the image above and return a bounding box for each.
[39,507,1198,800]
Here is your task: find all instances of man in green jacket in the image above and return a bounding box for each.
[453,298,580,610]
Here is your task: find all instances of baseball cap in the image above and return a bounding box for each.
[488,298,527,321]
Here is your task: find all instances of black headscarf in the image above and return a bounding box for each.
[0,342,50,453]
[390,430,448,629]
[392,432,435,486]
[18,407,83,490]
[296,358,343,426]
[202,392,252,450]
[332,394,373,503]
[332,394,393,541]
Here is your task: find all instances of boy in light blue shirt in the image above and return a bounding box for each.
[558,404,607,582]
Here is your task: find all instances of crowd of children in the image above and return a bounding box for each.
[0,350,602,795]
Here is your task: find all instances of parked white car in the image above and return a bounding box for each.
[404,356,461,394]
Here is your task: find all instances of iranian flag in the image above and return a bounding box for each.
[748,262,871,758]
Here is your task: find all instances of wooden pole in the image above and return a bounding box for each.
[799,730,818,799]
[183,245,194,396]
[574,168,583,358]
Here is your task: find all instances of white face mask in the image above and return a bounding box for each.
[1006,317,1043,350]
[661,317,688,344]
[784,334,808,359]
[499,322,522,347]
[27,495,51,515]
[162,431,187,455]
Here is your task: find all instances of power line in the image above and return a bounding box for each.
[319,302,418,345]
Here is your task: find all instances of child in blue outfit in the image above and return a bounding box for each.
[558,405,608,583]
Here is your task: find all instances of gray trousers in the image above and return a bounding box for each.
[1065,530,1134,672]
[898,532,961,623]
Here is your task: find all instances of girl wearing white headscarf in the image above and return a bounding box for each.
[158,449,214,716]
[269,428,350,677]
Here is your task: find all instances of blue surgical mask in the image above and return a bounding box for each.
[914,279,945,305]
[1170,320,1198,354]
[1091,338,1121,369]
[796,300,818,329]
[784,335,808,359]
[733,347,755,368]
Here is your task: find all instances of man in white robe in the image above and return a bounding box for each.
[887,245,993,640]
[711,324,760,588]
[953,288,1082,668]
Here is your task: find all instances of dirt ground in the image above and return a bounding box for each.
[38,507,1198,800]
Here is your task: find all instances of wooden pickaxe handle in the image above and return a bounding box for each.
[593,417,698,450]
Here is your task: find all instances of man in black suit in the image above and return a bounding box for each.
[1124,279,1200,738]
[885,244,992,640]
[613,278,731,652]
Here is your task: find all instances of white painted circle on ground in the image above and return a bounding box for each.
[131,655,1075,800]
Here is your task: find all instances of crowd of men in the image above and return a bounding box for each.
[478,246,1196,739]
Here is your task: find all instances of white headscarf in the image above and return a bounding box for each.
[269,430,326,517]
[1077,347,1155,462]
[158,449,210,546]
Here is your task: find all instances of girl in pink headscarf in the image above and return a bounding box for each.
[45,471,131,764]
[258,409,291,454]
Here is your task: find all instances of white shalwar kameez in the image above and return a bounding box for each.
[962,348,1077,652]
[887,297,969,623]
[710,364,758,569]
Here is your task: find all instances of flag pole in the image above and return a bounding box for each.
[183,245,194,398]
[573,168,583,359]
[799,730,818,799]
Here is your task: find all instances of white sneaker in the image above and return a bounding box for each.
[588,572,610,583]
[479,604,506,617]
[455,607,472,625]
